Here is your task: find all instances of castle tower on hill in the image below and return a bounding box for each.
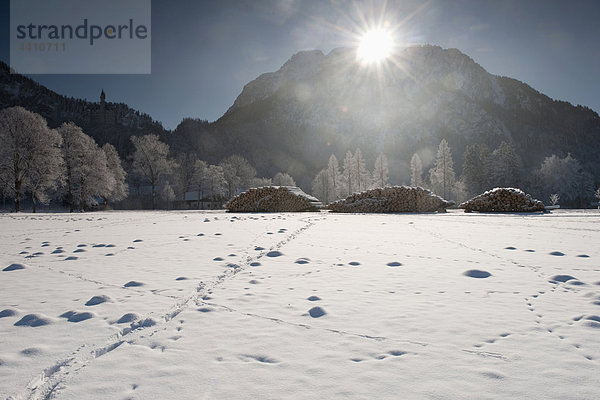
[89,89,116,125]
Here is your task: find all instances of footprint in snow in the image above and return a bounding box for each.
[213,257,224,261]
[549,251,565,256]
[266,251,283,257]
[133,239,143,243]
[549,275,577,283]
[3,263,26,271]
[14,314,53,327]
[0,309,19,318]
[85,295,112,306]
[576,254,590,258]
[308,306,326,318]
[175,276,188,281]
[504,246,517,250]
[307,296,321,301]
[250,262,261,267]
[65,256,78,261]
[463,270,492,278]
[254,246,265,251]
[116,313,140,323]
[295,258,310,264]
[198,307,214,313]
[73,249,86,253]
[124,281,144,287]
[387,262,402,267]
[60,311,94,323]
[348,261,361,266]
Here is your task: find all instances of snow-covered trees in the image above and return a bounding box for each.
[312,169,330,204]
[326,154,341,200]
[205,164,227,200]
[102,143,128,208]
[273,172,296,186]
[429,139,456,199]
[536,153,594,207]
[0,107,62,212]
[489,141,522,188]
[461,144,491,197]
[219,155,257,198]
[410,153,423,187]
[59,123,113,211]
[130,134,175,210]
[372,153,389,188]
[342,150,356,196]
[354,149,371,192]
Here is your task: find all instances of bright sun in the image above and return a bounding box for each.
[357,29,394,63]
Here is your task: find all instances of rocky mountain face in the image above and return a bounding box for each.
[0,62,167,156]
[199,45,599,188]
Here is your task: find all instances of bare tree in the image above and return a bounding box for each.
[173,152,199,198]
[219,155,256,198]
[27,128,63,213]
[102,143,128,209]
[0,107,60,212]
[372,153,389,188]
[326,154,341,201]
[205,164,227,201]
[429,139,456,199]
[130,135,175,209]
[273,172,296,186]
[410,153,424,187]
[312,169,329,203]
[342,150,356,196]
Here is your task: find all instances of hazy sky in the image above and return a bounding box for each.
[1,0,599,129]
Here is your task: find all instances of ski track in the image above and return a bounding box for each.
[14,215,317,400]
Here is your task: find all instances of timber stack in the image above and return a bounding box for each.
[226,186,322,212]
[459,188,545,212]
[328,186,454,213]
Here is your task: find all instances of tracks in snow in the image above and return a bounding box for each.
[16,215,317,400]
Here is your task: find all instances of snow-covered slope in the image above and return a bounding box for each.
[1,211,599,399]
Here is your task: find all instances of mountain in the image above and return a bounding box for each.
[0,61,167,155]
[2,46,599,192]
[185,45,599,189]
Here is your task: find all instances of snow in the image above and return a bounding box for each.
[1,210,599,399]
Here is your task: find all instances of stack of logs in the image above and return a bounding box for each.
[328,186,454,213]
[225,186,322,212]
[459,188,545,212]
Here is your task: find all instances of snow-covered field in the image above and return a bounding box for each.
[1,210,599,399]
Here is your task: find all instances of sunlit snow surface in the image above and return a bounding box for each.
[1,210,599,399]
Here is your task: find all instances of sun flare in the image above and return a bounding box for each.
[357,29,394,63]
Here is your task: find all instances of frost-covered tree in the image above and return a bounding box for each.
[173,152,200,197]
[58,122,112,211]
[192,159,208,201]
[429,139,456,199]
[312,169,329,203]
[489,141,522,188]
[101,143,128,208]
[0,107,62,212]
[372,153,389,188]
[205,164,226,201]
[537,153,594,206]
[219,155,256,198]
[355,148,370,192]
[273,172,296,186]
[410,153,424,187]
[27,128,63,212]
[326,154,341,201]
[342,150,356,196]
[549,193,560,206]
[250,177,272,188]
[461,144,491,196]
[130,134,175,210]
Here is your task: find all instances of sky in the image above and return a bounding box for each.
[1,0,599,129]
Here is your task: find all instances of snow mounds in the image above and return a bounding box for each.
[328,186,454,213]
[226,186,322,212]
[459,188,544,213]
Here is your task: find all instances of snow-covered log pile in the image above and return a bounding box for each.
[459,188,545,212]
[328,186,454,213]
[225,186,322,212]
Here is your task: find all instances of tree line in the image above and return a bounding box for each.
[312,139,599,208]
[0,107,297,212]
